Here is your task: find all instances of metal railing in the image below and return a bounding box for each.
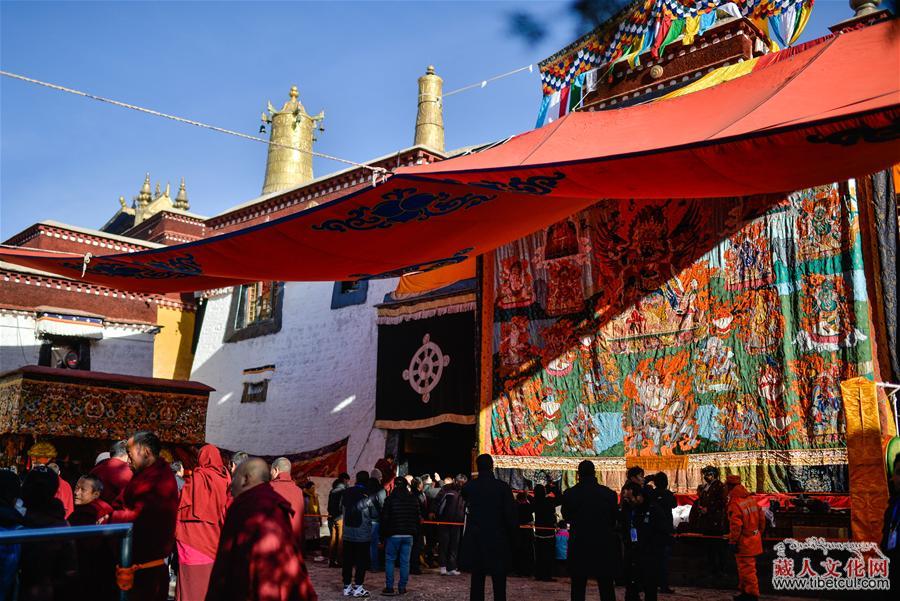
[0,523,133,601]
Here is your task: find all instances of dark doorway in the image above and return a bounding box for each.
[398,423,475,479]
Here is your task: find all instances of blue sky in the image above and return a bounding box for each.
[0,1,855,239]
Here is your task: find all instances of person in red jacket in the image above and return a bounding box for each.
[726,474,765,601]
[175,444,230,601]
[205,457,317,601]
[47,463,74,519]
[91,440,133,509]
[109,431,179,601]
[269,457,304,545]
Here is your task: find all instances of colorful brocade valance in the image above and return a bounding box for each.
[536,0,815,123]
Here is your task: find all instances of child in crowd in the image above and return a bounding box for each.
[554,520,568,577]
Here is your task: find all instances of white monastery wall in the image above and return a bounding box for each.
[89,326,155,377]
[193,280,394,474]
[0,311,154,376]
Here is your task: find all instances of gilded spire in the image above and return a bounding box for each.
[415,65,444,152]
[136,173,152,207]
[174,177,190,210]
[261,85,324,194]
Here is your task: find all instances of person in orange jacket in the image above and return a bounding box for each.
[726,474,765,601]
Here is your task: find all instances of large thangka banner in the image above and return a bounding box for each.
[487,184,874,492]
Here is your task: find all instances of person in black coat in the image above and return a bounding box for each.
[532,482,561,582]
[646,472,677,594]
[562,460,619,601]
[459,454,517,601]
[514,491,535,576]
[380,478,423,595]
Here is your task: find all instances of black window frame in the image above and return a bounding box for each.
[240,379,269,403]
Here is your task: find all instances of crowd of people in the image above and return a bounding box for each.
[323,456,771,601]
[0,432,316,601]
[2,439,898,601]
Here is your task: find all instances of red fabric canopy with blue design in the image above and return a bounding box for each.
[2,19,898,293]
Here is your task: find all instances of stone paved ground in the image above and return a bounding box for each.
[304,560,823,601]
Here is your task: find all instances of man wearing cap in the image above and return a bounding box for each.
[726,474,765,601]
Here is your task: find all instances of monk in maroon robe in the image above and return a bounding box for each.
[175,444,230,601]
[110,431,179,601]
[71,475,117,601]
[374,454,396,487]
[269,457,304,545]
[206,458,317,601]
[91,441,133,509]
[47,464,74,520]
[71,475,113,525]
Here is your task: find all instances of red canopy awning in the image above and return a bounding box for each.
[2,19,898,293]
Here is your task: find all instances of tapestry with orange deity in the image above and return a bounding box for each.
[487,182,875,492]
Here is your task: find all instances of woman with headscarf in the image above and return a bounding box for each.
[175,445,230,601]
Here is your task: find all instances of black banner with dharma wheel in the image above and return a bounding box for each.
[375,311,476,429]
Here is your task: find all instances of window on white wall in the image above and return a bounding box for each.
[241,380,269,403]
[224,282,284,342]
[331,280,368,309]
[240,364,274,402]
[38,337,91,370]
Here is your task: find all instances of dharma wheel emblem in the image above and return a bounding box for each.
[403,333,450,403]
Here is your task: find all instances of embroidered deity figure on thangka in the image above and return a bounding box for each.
[695,337,739,394]
[532,218,590,317]
[790,354,850,446]
[497,257,535,309]
[600,261,710,354]
[756,357,798,444]
[794,184,858,262]
[622,351,699,455]
[724,219,774,290]
[562,404,599,454]
[796,274,866,353]
[499,315,535,370]
[735,289,784,355]
[577,335,621,405]
[714,393,766,451]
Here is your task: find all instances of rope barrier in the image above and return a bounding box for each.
[304,516,850,542]
[0,70,389,177]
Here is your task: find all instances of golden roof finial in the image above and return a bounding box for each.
[174,177,190,210]
[154,182,161,199]
[135,173,152,207]
[415,65,444,152]
[119,196,126,209]
[261,85,322,194]
[164,182,171,198]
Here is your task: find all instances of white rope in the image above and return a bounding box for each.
[0,70,388,176]
[442,64,535,98]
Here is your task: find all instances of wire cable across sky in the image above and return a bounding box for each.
[0,70,389,176]
[1,62,538,176]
